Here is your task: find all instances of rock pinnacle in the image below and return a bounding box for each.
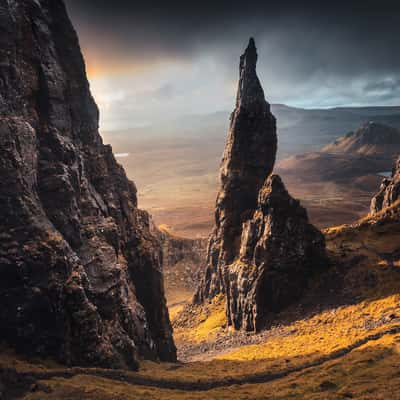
[236,37,266,109]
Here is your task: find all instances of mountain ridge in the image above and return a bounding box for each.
[322,122,400,156]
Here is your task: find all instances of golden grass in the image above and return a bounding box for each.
[129,291,400,385]
[220,294,400,362]
[359,198,400,224]
[169,304,185,321]
[191,305,226,342]
[14,333,400,399]
[324,224,349,235]
[325,199,400,238]
[321,205,400,311]
[173,295,227,344]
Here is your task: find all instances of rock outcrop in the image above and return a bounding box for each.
[159,229,207,272]
[228,175,326,330]
[194,38,326,331]
[370,156,400,214]
[0,0,176,369]
[157,228,207,300]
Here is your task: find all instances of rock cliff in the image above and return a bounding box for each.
[0,0,176,369]
[194,38,326,331]
[157,228,207,302]
[159,229,207,273]
[370,156,400,214]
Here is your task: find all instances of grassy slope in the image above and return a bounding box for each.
[2,203,400,399]
[3,332,400,399]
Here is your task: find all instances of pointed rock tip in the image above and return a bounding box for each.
[244,37,257,59]
[240,37,258,74]
[247,37,256,50]
[236,36,267,108]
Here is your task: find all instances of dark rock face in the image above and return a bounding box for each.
[229,175,326,330]
[159,230,207,272]
[0,0,176,369]
[194,39,326,331]
[157,229,207,300]
[194,38,277,303]
[370,156,400,214]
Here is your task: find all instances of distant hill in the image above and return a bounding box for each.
[277,122,400,181]
[322,122,400,156]
[277,152,388,181]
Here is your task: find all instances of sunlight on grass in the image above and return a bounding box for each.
[173,295,227,344]
[17,334,400,399]
[220,295,400,362]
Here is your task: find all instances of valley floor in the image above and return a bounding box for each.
[2,203,400,399]
[3,308,400,399]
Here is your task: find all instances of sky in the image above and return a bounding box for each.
[64,0,400,131]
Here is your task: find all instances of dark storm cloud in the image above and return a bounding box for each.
[65,0,400,73]
[63,0,400,121]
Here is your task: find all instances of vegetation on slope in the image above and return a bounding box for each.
[2,330,400,399]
